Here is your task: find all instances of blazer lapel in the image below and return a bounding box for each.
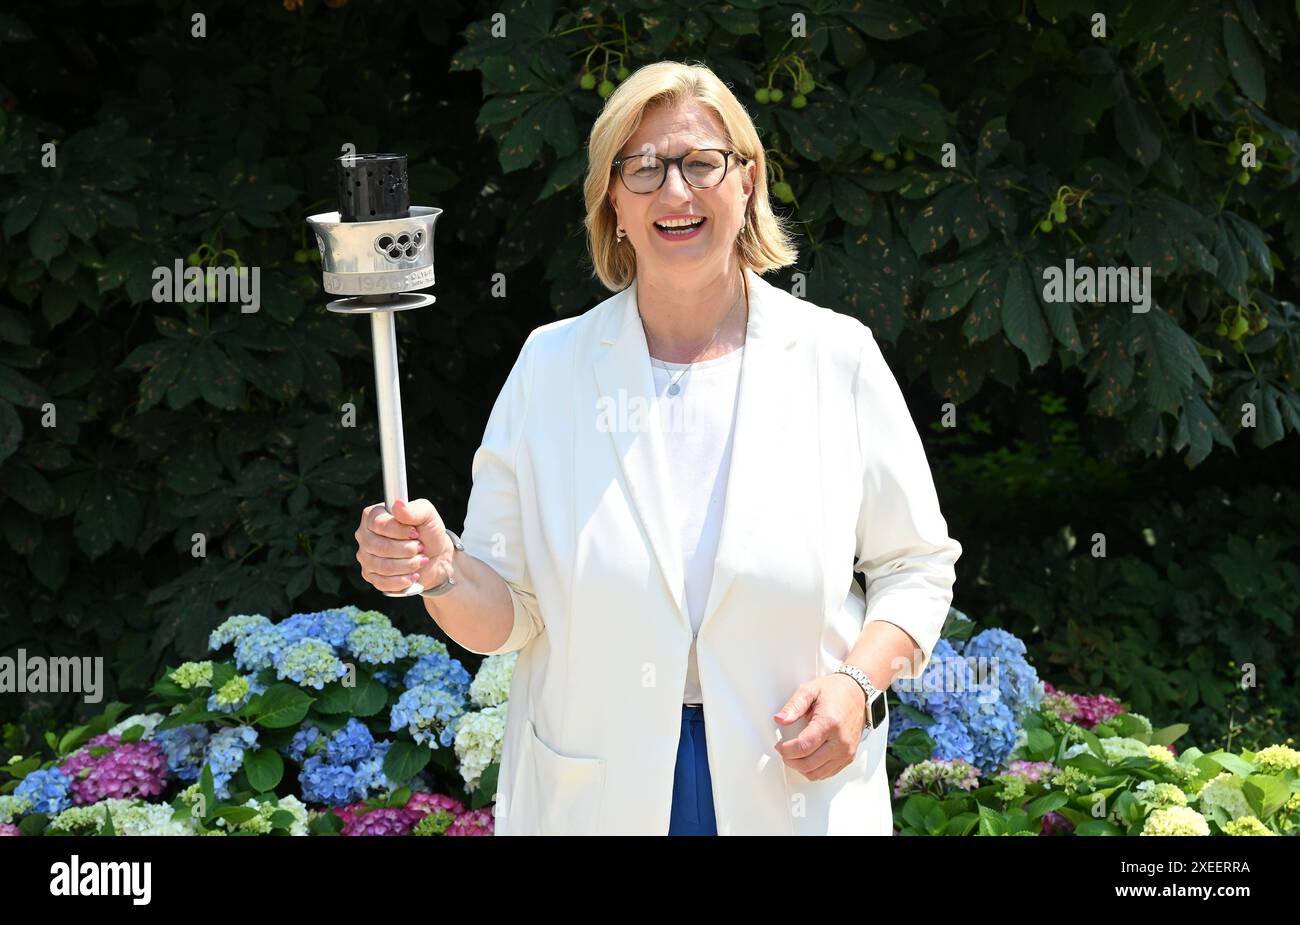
[592,269,800,636]
[594,279,689,631]
[697,270,799,634]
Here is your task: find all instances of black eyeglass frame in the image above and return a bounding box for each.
[610,148,750,193]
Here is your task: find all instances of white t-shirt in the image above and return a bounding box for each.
[649,345,745,705]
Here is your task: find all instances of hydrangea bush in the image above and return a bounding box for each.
[887,617,1300,836]
[5,606,1294,837]
[0,606,517,836]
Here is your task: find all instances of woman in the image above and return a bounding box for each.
[354,61,962,835]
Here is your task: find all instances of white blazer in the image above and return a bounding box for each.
[457,268,962,835]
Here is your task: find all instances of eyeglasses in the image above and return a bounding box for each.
[611,148,749,194]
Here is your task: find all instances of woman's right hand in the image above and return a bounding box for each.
[355,497,454,594]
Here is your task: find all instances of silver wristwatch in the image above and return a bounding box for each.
[835,664,887,732]
[419,529,465,598]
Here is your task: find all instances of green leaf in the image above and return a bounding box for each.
[841,2,924,40]
[243,747,284,792]
[199,763,217,820]
[977,803,1007,835]
[709,3,760,35]
[1111,73,1162,168]
[537,152,585,201]
[1156,1,1229,108]
[383,739,432,783]
[313,677,389,717]
[1002,261,1051,370]
[1222,11,1266,105]
[888,726,936,764]
[249,684,314,729]
[1025,791,1069,819]
[99,804,116,836]
[850,63,949,150]
[1207,751,1256,776]
[28,206,68,263]
[1073,818,1123,835]
[1131,309,1213,415]
[2,191,43,238]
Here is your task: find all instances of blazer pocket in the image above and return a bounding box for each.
[523,719,607,835]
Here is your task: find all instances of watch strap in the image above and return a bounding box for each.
[419,529,465,598]
[835,664,883,731]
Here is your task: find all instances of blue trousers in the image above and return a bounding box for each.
[669,704,718,835]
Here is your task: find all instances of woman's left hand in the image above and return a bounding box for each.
[772,674,867,781]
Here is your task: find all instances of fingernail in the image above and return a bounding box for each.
[409,573,420,582]
[417,543,425,553]
[418,556,430,567]
[409,530,419,539]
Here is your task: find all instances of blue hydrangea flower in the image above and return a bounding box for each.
[153,723,211,781]
[275,612,324,646]
[887,630,1039,774]
[403,652,471,699]
[961,697,1021,773]
[346,623,409,665]
[234,624,286,673]
[962,628,1044,717]
[372,669,402,688]
[210,614,273,651]
[890,711,978,765]
[273,637,347,690]
[390,684,465,748]
[281,723,325,763]
[317,609,360,648]
[15,767,74,815]
[206,725,259,799]
[300,754,357,806]
[351,740,398,799]
[893,638,971,718]
[326,719,376,765]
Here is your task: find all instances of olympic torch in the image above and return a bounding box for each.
[306,153,442,597]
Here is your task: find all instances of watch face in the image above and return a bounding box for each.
[869,693,887,729]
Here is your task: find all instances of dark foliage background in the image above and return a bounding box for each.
[1,0,1297,753]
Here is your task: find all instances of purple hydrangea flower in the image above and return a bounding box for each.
[60,734,170,805]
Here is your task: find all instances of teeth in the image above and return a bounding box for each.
[655,217,704,229]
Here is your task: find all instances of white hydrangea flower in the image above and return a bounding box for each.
[1099,736,1151,762]
[1141,805,1210,836]
[50,799,196,836]
[108,712,168,739]
[0,794,32,824]
[454,704,509,791]
[1198,772,1255,821]
[469,652,517,708]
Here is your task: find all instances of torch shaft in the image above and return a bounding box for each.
[369,310,409,515]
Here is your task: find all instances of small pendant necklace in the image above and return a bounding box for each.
[642,282,746,396]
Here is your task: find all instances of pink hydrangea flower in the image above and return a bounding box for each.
[59,733,169,805]
[0,823,19,837]
[338,806,424,836]
[1002,760,1057,784]
[1040,682,1125,730]
[326,791,495,836]
[446,807,495,836]
[406,792,464,817]
[1070,692,1126,729]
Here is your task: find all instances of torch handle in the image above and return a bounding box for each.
[370,310,424,597]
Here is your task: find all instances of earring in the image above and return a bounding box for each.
[616,225,626,241]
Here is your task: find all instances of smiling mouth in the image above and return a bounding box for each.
[653,217,707,235]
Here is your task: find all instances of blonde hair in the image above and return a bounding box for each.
[582,60,799,292]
